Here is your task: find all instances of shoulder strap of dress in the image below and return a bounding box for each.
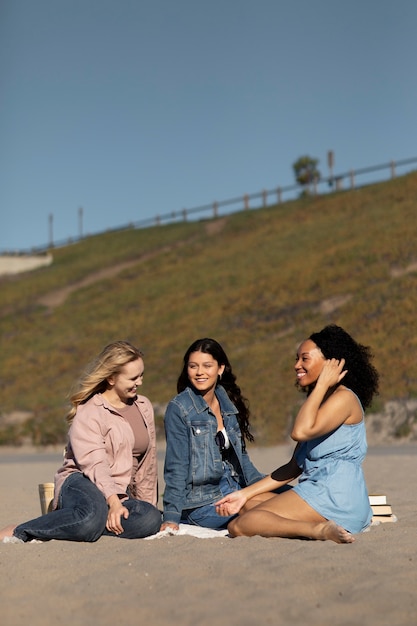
[342,387,365,418]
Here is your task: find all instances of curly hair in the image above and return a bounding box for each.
[307,325,379,409]
[66,340,144,424]
[177,338,254,443]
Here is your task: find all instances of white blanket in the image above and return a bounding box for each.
[144,524,229,540]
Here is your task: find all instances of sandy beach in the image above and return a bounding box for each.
[1,442,416,626]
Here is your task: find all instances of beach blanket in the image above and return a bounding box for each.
[145,524,229,540]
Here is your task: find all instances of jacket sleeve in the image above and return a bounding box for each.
[69,406,123,501]
[239,446,265,485]
[163,400,190,525]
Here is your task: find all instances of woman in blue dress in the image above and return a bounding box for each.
[215,325,379,543]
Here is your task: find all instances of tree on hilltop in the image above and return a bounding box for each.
[292,155,321,196]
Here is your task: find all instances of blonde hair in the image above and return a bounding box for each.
[66,341,144,424]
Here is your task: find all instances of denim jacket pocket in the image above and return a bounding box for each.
[190,421,222,486]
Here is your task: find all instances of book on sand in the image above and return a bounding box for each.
[368,493,397,523]
[372,514,398,524]
[368,494,387,505]
[370,504,393,516]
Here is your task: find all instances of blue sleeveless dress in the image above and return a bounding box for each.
[292,391,372,533]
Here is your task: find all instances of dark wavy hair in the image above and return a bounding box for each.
[177,338,254,443]
[307,325,379,409]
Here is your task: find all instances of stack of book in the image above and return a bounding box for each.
[369,494,397,523]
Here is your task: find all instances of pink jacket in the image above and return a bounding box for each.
[53,393,158,509]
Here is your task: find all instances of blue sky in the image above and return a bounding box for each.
[1,0,417,252]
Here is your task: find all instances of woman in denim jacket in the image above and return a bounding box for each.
[161,338,263,531]
[0,341,161,543]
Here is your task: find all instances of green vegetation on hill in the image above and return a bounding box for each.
[1,172,417,446]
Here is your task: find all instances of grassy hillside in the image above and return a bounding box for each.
[1,172,417,446]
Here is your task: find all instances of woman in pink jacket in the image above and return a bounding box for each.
[0,341,161,543]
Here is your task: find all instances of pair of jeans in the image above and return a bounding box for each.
[181,461,241,530]
[13,472,161,542]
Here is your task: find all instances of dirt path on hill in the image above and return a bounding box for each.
[37,218,228,310]
[38,256,148,309]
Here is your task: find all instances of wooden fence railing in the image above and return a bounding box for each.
[3,156,417,255]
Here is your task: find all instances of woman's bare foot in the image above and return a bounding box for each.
[0,524,17,541]
[317,520,355,544]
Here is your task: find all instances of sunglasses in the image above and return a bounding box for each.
[214,431,226,452]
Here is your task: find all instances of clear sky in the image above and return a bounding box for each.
[1,0,417,252]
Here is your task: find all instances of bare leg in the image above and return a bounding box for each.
[240,492,276,513]
[228,490,354,544]
[0,525,17,541]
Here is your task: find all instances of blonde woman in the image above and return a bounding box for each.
[0,341,161,543]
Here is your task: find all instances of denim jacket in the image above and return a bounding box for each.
[163,385,264,525]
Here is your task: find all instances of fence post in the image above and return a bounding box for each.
[156,215,161,226]
[49,213,54,248]
[313,179,318,195]
[391,161,396,178]
[276,187,282,204]
[182,209,187,222]
[78,207,83,239]
[244,194,249,210]
[350,171,355,189]
[213,201,218,218]
[262,190,267,207]
[327,150,334,182]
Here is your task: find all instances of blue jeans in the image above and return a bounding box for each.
[13,472,162,542]
[181,461,241,530]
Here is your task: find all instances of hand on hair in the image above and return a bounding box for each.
[318,358,347,388]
